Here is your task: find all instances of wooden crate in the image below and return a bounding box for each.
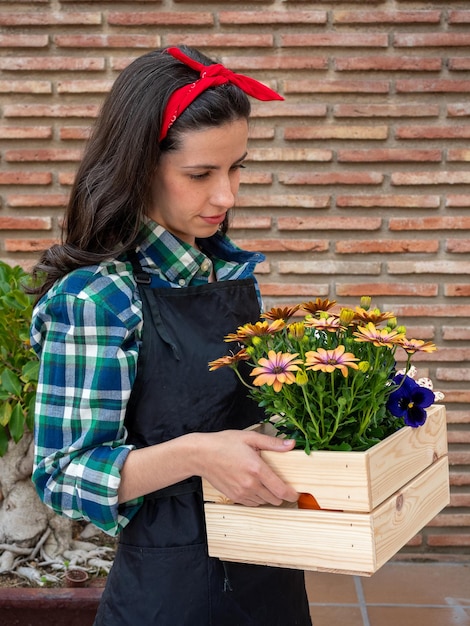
[203,404,449,576]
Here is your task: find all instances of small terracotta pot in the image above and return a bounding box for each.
[65,569,89,588]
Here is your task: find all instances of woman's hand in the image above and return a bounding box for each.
[118,429,298,506]
[192,429,298,507]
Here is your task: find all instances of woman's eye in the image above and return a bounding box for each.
[189,172,210,180]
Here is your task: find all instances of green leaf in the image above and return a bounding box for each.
[0,425,8,457]
[21,359,39,384]
[9,403,25,444]
[25,394,36,432]
[0,368,22,396]
[0,401,12,427]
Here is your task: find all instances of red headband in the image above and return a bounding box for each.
[159,47,284,141]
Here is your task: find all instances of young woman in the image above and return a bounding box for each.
[30,46,312,625]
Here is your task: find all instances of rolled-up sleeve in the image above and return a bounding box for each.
[31,285,143,536]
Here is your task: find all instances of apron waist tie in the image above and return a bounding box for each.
[145,476,202,500]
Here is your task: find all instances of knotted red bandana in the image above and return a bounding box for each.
[159,47,284,141]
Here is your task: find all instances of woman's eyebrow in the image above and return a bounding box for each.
[182,151,248,170]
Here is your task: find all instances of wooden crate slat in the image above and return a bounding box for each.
[204,455,450,576]
[372,455,450,571]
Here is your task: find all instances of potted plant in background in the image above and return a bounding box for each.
[204,297,449,576]
[0,261,114,625]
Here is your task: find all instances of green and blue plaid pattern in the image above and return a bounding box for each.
[31,219,264,536]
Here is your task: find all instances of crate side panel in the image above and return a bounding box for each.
[367,404,447,509]
[204,503,376,575]
[372,455,450,571]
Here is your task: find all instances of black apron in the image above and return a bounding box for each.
[94,256,312,626]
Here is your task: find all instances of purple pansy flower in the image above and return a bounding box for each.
[386,373,435,427]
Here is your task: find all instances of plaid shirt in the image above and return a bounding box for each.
[31,219,264,536]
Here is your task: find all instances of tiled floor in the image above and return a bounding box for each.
[305,561,470,626]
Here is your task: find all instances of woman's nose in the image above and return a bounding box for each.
[211,175,237,209]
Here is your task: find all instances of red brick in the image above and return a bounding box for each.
[396,125,470,139]
[224,56,327,71]
[281,33,388,47]
[108,12,213,26]
[0,12,101,26]
[388,260,470,275]
[259,283,329,298]
[4,104,100,118]
[249,148,332,163]
[59,126,91,141]
[335,56,442,72]
[0,57,105,71]
[448,149,470,162]
[395,33,470,47]
[248,127,275,140]
[5,149,82,162]
[448,10,470,24]
[338,149,441,162]
[284,79,389,94]
[0,216,51,230]
[446,195,470,207]
[446,239,470,253]
[427,534,470,547]
[392,171,470,186]
[445,285,470,297]
[0,81,51,94]
[0,35,48,47]
[58,172,76,186]
[230,216,272,229]
[279,172,383,186]
[277,216,382,231]
[237,195,328,209]
[7,194,68,207]
[240,172,273,185]
[448,58,470,71]
[336,239,439,254]
[279,260,381,276]
[447,103,470,117]
[450,494,470,507]
[389,304,470,319]
[234,239,328,253]
[166,34,274,47]
[334,103,439,118]
[0,172,52,185]
[397,79,470,94]
[336,282,438,297]
[442,326,470,341]
[285,125,388,141]
[337,194,440,209]
[437,368,470,383]
[219,11,326,25]
[0,126,52,139]
[333,10,441,24]
[251,103,327,119]
[57,80,113,94]
[54,35,160,48]
[450,472,470,486]
[5,238,58,252]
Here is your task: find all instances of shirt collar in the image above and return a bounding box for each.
[135,217,264,286]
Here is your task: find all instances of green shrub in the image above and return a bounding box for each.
[0,261,39,456]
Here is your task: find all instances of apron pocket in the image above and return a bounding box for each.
[94,542,210,626]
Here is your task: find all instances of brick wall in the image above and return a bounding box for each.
[0,0,469,559]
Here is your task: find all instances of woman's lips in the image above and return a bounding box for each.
[201,214,225,225]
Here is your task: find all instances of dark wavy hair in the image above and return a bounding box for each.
[30,45,251,300]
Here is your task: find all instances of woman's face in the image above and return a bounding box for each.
[148,118,249,247]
